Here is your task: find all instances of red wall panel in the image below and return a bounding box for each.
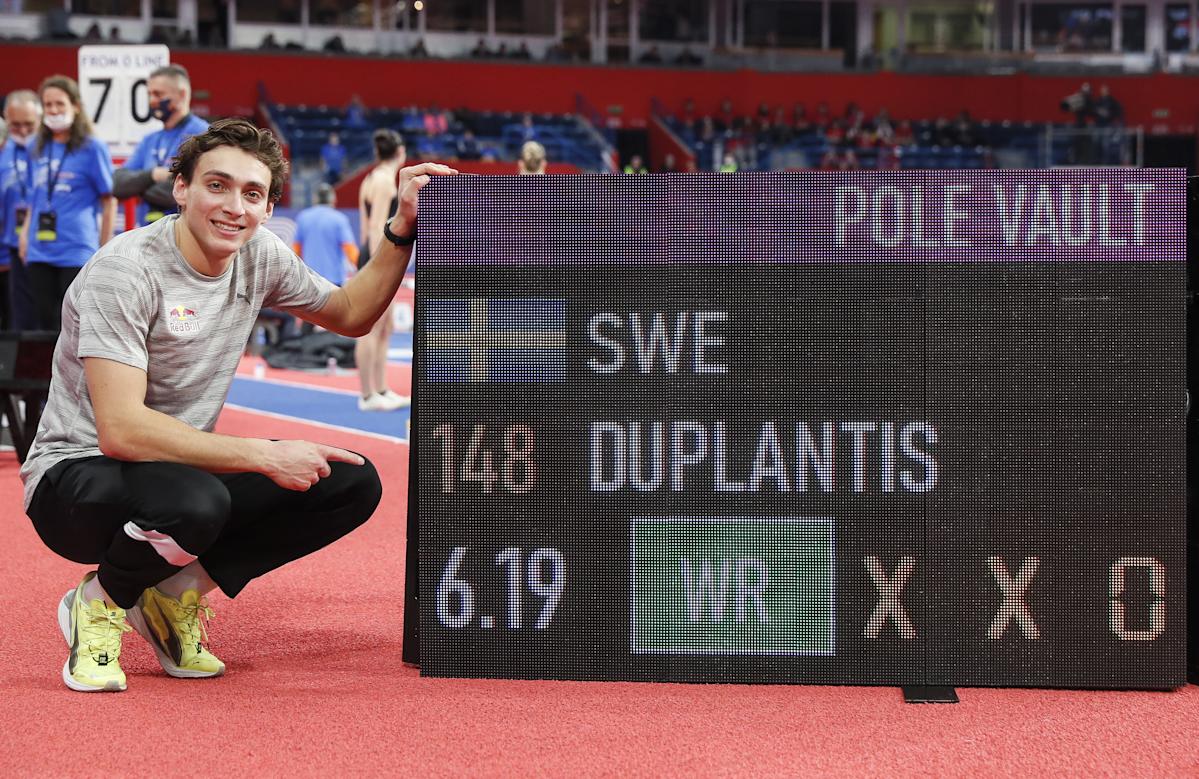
[2,43,1195,131]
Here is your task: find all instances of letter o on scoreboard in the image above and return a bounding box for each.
[404,170,1187,689]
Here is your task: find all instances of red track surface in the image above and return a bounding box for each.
[235,354,412,394]
[4,395,1198,775]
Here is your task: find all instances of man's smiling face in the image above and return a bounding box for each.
[173,145,273,266]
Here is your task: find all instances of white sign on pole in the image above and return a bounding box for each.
[77,45,171,160]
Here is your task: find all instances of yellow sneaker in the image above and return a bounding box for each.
[128,587,225,678]
[57,572,132,692]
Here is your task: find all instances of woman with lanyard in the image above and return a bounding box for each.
[19,75,115,331]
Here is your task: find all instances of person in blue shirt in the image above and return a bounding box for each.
[293,183,357,287]
[113,64,208,226]
[1,89,42,331]
[19,75,115,331]
[319,132,346,185]
[293,183,405,412]
[344,94,369,129]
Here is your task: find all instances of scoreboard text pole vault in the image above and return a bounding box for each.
[403,169,1187,689]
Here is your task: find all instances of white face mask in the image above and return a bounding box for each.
[8,132,32,148]
[43,112,73,133]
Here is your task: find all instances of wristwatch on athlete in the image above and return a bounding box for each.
[382,218,417,247]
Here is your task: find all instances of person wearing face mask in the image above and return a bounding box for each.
[112,64,208,227]
[0,89,43,330]
[20,75,115,331]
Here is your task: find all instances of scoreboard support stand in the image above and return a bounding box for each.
[902,686,960,704]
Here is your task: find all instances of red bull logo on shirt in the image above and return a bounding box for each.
[167,304,202,334]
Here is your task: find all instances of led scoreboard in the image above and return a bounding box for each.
[406,170,1187,688]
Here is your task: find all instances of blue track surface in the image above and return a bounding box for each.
[227,378,409,441]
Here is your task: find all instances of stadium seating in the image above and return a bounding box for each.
[265,102,614,175]
[661,113,1130,171]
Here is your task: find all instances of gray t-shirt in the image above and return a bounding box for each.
[20,214,336,509]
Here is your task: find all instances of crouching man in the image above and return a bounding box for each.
[21,118,456,691]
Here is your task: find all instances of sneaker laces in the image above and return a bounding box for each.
[177,597,215,648]
[82,602,132,662]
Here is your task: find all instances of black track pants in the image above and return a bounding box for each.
[28,455,382,608]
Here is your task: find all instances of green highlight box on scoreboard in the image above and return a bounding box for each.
[630,517,836,656]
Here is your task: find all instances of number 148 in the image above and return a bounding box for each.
[431,424,537,494]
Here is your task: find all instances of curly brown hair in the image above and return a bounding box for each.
[170,118,289,203]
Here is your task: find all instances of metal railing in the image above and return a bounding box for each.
[1043,125,1144,168]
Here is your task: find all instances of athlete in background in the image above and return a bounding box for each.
[355,128,408,412]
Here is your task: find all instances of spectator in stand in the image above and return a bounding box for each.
[680,98,697,124]
[1093,84,1123,127]
[543,42,569,61]
[792,103,811,135]
[20,75,116,331]
[819,145,860,171]
[845,105,867,147]
[771,107,792,141]
[344,94,369,130]
[679,116,697,143]
[954,110,977,148]
[112,65,208,228]
[718,153,738,173]
[320,132,346,185]
[933,116,958,147]
[512,42,531,59]
[260,32,281,50]
[854,121,878,151]
[813,102,831,132]
[108,26,122,42]
[84,22,102,41]
[877,144,902,170]
[1093,84,1124,164]
[695,116,716,170]
[471,38,491,58]
[824,119,846,146]
[753,115,773,165]
[1,89,43,331]
[623,154,648,174]
[659,153,678,173]
[1060,82,1096,164]
[455,129,481,161]
[676,46,702,66]
[893,119,915,147]
[519,112,538,142]
[496,43,509,58]
[409,38,428,57]
[639,45,663,64]
[717,99,736,132]
[423,106,449,137]
[873,108,895,146]
[1061,82,1095,127]
[518,141,546,175]
[772,106,791,130]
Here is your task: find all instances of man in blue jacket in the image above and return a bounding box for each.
[112,64,208,226]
